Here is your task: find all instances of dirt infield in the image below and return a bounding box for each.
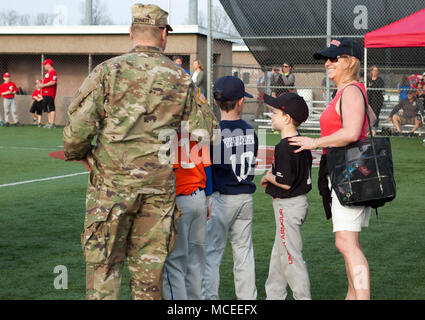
[255,146,322,171]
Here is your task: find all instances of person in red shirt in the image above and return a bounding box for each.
[0,72,20,127]
[290,38,377,300]
[29,79,44,127]
[40,59,58,128]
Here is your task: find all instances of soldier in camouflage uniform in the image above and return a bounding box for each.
[63,4,218,300]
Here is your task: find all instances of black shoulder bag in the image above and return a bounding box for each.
[326,85,396,215]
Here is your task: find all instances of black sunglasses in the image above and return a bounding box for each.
[326,55,349,63]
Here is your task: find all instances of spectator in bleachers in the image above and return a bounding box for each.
[398,75,411,102]
[321,76,337,102]
[408,74,422,89]
[387,89,424,136]
[367,65,385,136]
[270,62,296,97]
[416,80,425,103]
[281,62,296,93]
[192,59,205,95]
[270,66,283,97]
[173,55,190,75]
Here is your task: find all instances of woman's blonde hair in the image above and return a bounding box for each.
[194,59,204,71]
[341,55,360,84]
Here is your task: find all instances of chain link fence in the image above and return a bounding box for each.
[210,0,425,136]
[0,53,115,125]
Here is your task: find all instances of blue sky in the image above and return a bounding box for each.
[0,0,213,25]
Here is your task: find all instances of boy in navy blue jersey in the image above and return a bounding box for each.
[202,76,258,300]
[260,92,312,300]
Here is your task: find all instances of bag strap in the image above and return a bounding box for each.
[338,84,373,136]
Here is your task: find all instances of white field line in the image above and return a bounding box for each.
[0,172,89,188]
[0,145,62,151]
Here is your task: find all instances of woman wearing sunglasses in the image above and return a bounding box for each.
[289,38,376,300]
[281,62,296,93]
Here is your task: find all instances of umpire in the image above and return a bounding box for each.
[63,3,217,300]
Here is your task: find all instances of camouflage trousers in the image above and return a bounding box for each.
[82,175,180,300]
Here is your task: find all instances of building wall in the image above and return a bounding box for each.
[0,31,233,125]
[0,34,132,55]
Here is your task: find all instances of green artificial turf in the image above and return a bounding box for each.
[0,125,424,300]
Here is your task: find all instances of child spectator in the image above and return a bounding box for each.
[260,92,312,300]
[29,79,44,127]
[0,72,20,127]
[202,76,258,300]
[398,75,411,102]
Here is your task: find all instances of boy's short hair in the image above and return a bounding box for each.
[279,109,301,127]
[214,94,240,112]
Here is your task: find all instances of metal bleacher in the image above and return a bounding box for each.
[254,91,425,136]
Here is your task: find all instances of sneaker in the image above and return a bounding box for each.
[0,121,4,127]
[48,124,56,129]
[37,123,43,128]
[407,132,416,137]
[15,122,22,127]
[43,123,51,128]
[5,122,9,127]
[32,118,37,124]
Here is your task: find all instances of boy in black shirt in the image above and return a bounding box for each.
[260,92,312,300]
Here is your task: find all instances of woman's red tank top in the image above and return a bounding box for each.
[320,82,369,154]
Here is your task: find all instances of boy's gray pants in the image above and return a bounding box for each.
[202,192,257,300]
[2,98,19,123]
[163,188,208,300]
[265,195,311,300]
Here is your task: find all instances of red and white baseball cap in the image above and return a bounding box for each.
[42,59,54,66]
[3,72,10,78]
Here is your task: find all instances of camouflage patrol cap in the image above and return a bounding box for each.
[132,4,173,32]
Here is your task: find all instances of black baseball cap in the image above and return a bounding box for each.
[213,76,253,102]
[313,38,363,61]
[263,92,309,124]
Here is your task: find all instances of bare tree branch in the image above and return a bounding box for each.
[35,13,58,26]
[80,0,113,25]
[0,9,31,26]
[198,5,239,36]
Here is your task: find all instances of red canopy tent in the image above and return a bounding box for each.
[363,8,425,83]
[365,8,425,48]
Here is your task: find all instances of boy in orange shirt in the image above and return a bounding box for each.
[162,129,213,300]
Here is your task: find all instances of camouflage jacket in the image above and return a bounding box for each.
[63,45,218,194]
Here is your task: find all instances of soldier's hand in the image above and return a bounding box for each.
[78,159,91,171]
[260,176,268,188]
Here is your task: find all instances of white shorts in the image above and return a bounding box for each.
[329,178,371,233]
